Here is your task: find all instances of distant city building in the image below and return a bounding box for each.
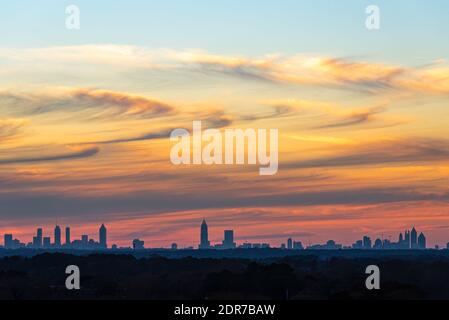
[411,227,418,249]
[363,236,372,249]
[222,230,236,249]
[99,224,107,249]
[65,227,71,246]
[133,239,145,250]
[373,238,382,249]
[35,228,43,248]
[81,235,88,247]
[43,237,51,248]
[418,233,426,249]
[171,243,178,250]
[308,240,342,250]
[293,241,304,250]
[4,234,13,249]
[352,240,363,249]
[404,230,411,249]
[199,219,210,249]
[287,238,293,250]
[54,225,61,247]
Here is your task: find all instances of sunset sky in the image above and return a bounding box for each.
[1,0,449,248]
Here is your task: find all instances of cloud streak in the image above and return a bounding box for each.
[286,138,449,169]
[0,88,175,121]
[3,45,449,94]
[0,147,99,165]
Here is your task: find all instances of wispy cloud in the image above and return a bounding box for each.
[0,88,175,121]
[0,146,99,165]
[3,45,449,94]
[286,138,449,169]
[312,106,386,129]
[0,118,27,142]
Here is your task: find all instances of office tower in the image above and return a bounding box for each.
[411,227,418,249]
[199,219,210,249]
[418,233,426,249]
[4,234,13,249]
[363,236,372,249]
[99,224,107,249]
[65,227,71,246]
[404,230,410,249]
[133,239,145,250]
[54,225,61,247]
[286,238,293,250]
[223,230,236,249]
[43,237,51,248]
[36,228,43,248]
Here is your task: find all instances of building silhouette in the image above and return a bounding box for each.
[54,225,61,247]
[199,219,210,249]
[43,237,51,248]
[363,236,372,249]
[287,238,293,250]
[4,234,13,249]
[222,230,236,249]
[99,224,107,249]
[35,228,43,248]
[411,227,418,249]
[65,227,71,246]
[404,230,411,249]
[418,232,426,249]
[133,238,144,250]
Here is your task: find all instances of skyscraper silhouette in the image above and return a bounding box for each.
[65,227,71,246]
[4,234,13,249]
[287,238,293,250]
[36,228,43,248]
[99,224,107,249]
[54,225,61,247]
[404,230,411,249]
[223,230,236,249]
[199,219,210,249]
[411,227,418,249]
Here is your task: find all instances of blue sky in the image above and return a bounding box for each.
[1,0,448,64]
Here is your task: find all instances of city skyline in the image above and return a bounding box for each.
[0,220,439,251]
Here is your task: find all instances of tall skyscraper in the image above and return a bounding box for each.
[65,227,71,246]
[411,227,418,249]
[36,228,43,248]
[54,225,61,247]
[199,219,210,249]
[4,234,13,249]
[99,224,107,249]
[223,230,236,249]
[418,233,426,249]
